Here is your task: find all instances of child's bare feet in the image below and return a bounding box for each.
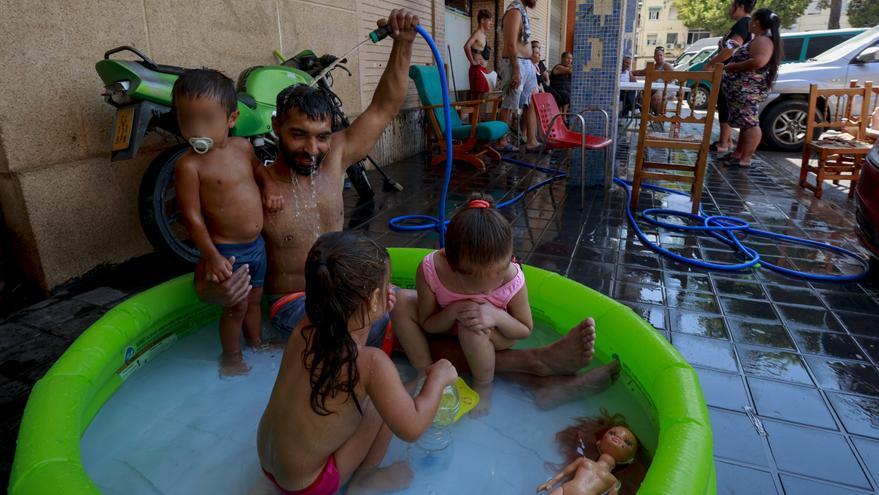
[347,461,414,495]
[470,380,493,417]
[247,339,270,352]
[534,358,620,410]
[219,352,251,377]
[533,318,596,376]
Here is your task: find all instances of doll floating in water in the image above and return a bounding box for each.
[537,410,647,495]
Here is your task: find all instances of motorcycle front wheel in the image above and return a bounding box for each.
[139,144,200,263]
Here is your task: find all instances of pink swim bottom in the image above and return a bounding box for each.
[262,456,340,495]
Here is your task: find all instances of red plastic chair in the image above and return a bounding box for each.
[531,92,613,208]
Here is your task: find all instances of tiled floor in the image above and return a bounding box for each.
[2,129,879,493]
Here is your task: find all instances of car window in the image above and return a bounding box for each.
[812,26,879,62]
[782,37,804,62]
[806,35,847,59]
[691,49,714,65]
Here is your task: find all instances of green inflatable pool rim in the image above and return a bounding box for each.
[9,248,715,494]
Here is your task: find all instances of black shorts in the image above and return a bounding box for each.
[717,87,729,124]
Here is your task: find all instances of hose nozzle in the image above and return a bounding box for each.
[369,25,393,43]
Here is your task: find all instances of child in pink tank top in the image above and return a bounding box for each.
[415,195,533,416]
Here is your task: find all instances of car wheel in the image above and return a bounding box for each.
[692,85,710,110]
[761,100,813,151]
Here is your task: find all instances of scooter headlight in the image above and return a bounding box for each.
[103,80,132,106]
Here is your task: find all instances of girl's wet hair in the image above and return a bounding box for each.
[554,409,648,495]
[171,68,238,116]
[752,9,782,89]
[444,193,513,274]
[303,231,390,416]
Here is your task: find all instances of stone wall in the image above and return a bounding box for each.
[0,0,442,292]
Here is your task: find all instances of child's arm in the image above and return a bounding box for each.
[248,143,283,213]
[416,262,473,333]
[459,285,533,340]
[175,156,232,282]
[363,350,458,442]
[536,458,584,492]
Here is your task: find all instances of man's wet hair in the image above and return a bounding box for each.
[172,69,237,116]
[477,9,492,22]
[276,84,334,123]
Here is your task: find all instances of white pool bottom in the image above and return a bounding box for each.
[81,324,652,495]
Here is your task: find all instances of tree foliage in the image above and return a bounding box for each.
[847,0,879,28]
[673,0,811,35]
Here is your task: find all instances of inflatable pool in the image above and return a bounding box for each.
[9,248,715,494]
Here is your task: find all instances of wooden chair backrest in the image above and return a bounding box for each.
[806,82,873,139]
[638,62,724,127]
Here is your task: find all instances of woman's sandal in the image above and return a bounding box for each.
[727,158,751,167]
[709,142,729,153]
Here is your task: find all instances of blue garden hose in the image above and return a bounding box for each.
[389,26,567,246]
[613,178,870,282]
[386,28,864,283]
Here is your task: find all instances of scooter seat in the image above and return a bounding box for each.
[238,93,257,109]
[141,62,188,76]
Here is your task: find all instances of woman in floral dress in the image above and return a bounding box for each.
[720,9,782,167]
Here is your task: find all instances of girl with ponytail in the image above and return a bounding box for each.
[258,231,458,495]
[410,193,538,416]
[719,8,782,167]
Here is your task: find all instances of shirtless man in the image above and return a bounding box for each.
[464,9,494,101]
[195,9,597,399]
[632,46,675,115]
[496,0,541,153]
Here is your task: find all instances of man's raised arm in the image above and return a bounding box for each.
[335,9,419,167]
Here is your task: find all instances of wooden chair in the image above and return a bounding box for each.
[531,92,613,208]
[799,81,874,199]
[630,62,723,214]
[409,65,508,170]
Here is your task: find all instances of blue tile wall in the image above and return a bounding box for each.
[570,0,629,186]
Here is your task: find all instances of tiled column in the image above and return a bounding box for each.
[569,0,630,187]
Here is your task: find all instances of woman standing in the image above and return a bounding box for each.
[720,9,781,167]
[550,52,573,112]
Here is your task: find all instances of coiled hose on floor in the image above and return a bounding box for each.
[614,178,869,282]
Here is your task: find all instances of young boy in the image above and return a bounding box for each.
[173,69,282,376]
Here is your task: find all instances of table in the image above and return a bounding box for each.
[619,81,690,92]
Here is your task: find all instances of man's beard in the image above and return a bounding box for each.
[278,136,325,176]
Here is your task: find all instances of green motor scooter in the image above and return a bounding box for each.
[96,45,395,263]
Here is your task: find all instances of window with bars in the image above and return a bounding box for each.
[648,8,661,20]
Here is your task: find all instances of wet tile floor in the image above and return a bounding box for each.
[2,131,879,493]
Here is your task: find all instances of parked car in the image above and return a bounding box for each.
[855,140,879,258]
[678,28,867,111]
[761,26,879,151]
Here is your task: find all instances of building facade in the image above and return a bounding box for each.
[634,0,710,66]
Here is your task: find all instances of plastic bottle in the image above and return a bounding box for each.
[416,384,460,451]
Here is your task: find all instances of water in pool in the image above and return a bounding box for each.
[81,323,656,494]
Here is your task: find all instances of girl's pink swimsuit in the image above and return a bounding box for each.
[421,250,525,310]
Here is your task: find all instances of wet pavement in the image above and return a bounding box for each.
[2,128,879,493]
